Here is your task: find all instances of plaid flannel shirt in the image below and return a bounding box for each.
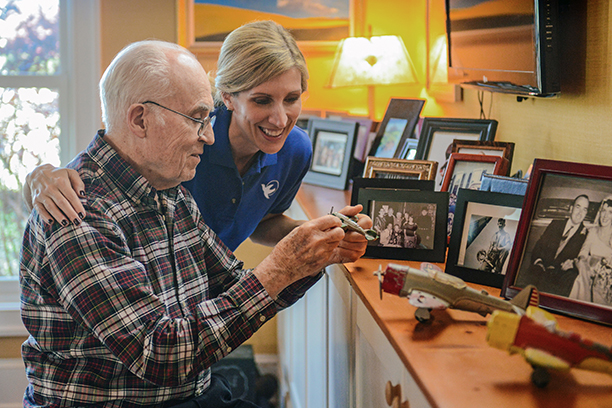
[20,133,319,407]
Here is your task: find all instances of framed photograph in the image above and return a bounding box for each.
[363,157,437,180]
[351,177,447,262]
[446,189,524,288]
[367,98,426,159]
[503,159,612,325]
[303,118,359,190]
[442,153,509,238]
[183,0,363,54]
[415,118,498,190]
[451,140,514,170]
[402,138,419,160]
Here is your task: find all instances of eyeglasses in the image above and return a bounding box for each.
[142,100,216,137]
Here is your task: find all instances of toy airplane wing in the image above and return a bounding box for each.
[523,348,571,371]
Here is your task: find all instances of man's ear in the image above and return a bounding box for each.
[127,103,147,138]
[221,92,234,111]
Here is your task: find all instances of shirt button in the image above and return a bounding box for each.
[231,198,236,204]
[226,347,232,353]
[259,315,266,323]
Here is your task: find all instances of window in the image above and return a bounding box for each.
[0,0,100,331]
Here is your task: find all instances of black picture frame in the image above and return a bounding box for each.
[367,98,425,159]
[503,159,612,325]
[446,189,524,288]
[415,118,498,190]
[351,177,447,262]
[303,118,359,190]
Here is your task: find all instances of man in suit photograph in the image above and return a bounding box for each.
[522,194,590,296]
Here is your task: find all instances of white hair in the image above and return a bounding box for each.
[99,40,199,132]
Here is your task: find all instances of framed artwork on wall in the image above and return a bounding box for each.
[446,189,524,288]
[183,0,363,54]
[503,159,612,325]
[351,177,446,262]
[367,98,426,159]
[302,118,359,190]
[415,118,498,190]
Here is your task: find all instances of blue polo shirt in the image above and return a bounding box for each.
[183,106,312,251]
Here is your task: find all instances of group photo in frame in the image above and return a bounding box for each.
[367,98,426,159]
[503,159,612,325]
[415,118,498,190]
[362,157,437,180]
[441,153,509,238]
[446,189,524,288]
[351,177,446,262]
[302,118,359,190]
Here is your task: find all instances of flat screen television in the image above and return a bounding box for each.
[445,0,560,97]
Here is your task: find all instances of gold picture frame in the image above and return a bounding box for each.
[363,157,438,181]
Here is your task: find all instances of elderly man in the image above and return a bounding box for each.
[20,40,369,408]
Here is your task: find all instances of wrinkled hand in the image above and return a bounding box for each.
[331,204,372,264]
[26,164,86,226]
[254,214,345,298]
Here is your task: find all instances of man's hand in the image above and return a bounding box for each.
[331,204,372,264]
[24,164,86,226]
[253,214,345,298]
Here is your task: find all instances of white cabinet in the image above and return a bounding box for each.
[278,263,430,408]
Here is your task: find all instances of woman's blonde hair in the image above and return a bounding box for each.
[214,20,308,105]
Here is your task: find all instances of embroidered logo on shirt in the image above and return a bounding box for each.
[261,180,279,199]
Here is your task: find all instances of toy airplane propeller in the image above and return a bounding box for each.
[374,263,539,322]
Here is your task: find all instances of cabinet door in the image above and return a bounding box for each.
[327,264,353,408]
[354,298,432,408]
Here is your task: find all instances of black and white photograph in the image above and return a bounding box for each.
[504,159,612,325]
[446,189,523,288]
[371,201,436,249]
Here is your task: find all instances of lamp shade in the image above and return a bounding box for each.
[327,35,418,88]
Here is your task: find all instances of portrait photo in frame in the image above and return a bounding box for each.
[351,177,446,262]
[446,189,524,288]
[367,98,426,159]
[442,153,509,239]
[451,140,515,169]
[362,157,438,180]
[503,159,612,325]
[303,118,359,190]
[415,118,498,190]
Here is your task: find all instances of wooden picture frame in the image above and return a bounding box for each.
[362,157,437,180]
[503,159,612,325]
[442,153,509,238]
[367,98,426,159]
[451,140,514,171]
[351,177,447,262]
[415,118,498,190]
[303,118,359,190]
[446,189,524,288]
[182,0,363,55]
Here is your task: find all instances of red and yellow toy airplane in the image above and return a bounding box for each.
[487,306,612,387]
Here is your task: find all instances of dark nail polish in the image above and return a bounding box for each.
[78,212,85,219]
[79,190,86,198]
[48,219,55,225]
[73,218,80,226]
[61,220,68,227]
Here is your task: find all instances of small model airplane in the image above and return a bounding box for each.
[375,263,538,322]
[487,306,612,387]
[331,211,379,241]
